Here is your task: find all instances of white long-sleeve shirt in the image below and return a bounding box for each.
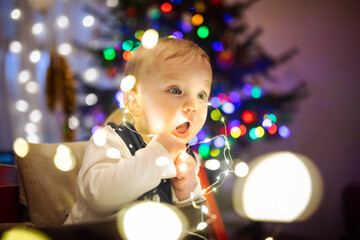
[64,125,203,224]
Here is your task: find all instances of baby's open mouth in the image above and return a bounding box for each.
[174,121,190,137]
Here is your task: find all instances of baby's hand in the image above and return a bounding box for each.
[171,152,197,201]
[153,132,186,161]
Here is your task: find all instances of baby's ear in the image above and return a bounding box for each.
[124,90,143,117]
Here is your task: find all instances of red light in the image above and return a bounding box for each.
[242,110,255,124]
[161,3,173,12]
[220,126,230,136]
[240,125,247,136]
[268,124,277,135]
[123,50,132,61]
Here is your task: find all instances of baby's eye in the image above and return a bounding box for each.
[170,88,182,95]
[198,92,206,100]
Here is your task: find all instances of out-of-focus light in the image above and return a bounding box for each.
[249,128,257,140]
[118,201,187,240]
[188,136,198,145]
[194,0,206,12]
[83,15,94,27]
[9,41,22,53]
[54,145,76,172]
[201,205,209,214]
[135,30,144,39]
[210,109,221,121]
[222,102,235,114]
[27,134,40,143]
[212,41,223,52]
[115,91,125,109]
[148,8,161,20]
[197,26,209,38]
[205,159,220,171]
[242,110,255,124]
[107,148,121,159]
[10,9,21,20]
[251,86,262,99]
[123,50,132,60]
[191,14,204,26]
[15,99,29,112]
[29,109,42,123]
[56,15,69,29]
[233,152,323,222]
[210,148,220,157]
[229,91,240,103]
[197,222,208,231]
[198,143,210,159]
[18,70,31,84]
[178,21,192,33]
[13,138,29,158]
[265,113,277,123]
[83,68,98,82]
[255,126,265,138]
[229,119,240,129]
[25,81,38,94]
[242,84,253,96]
[213,136,225,148]
[68,116,80,130]
[85,93,98,106]
[1,227,50,240]
[279,126,290,139]
[93,128,107,146]
[155,156,170,167]
[240,125,247,136]
[160,3,173,12]
[230,126,241,138]
[32,23,44,35]
[106,0,119,8]
[25,122,37,134]
[29,50,41,63]
[268,124,277,135]
[196,129,206,141]
[172,31,183,39]
[122,40,134,51]
[120,75,136,92]
[262,119,272,129]
[141,29,159,49]
[235,161,249,177]
[265,237,274,240]
[58,43,72,56]
[210,96,221,108]
[224,14,234,24]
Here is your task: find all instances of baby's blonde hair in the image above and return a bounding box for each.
[124,37,210,88]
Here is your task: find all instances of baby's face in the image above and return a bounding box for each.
[136,55,212,143]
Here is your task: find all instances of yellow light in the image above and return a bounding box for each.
[54,145,76,172]
[1,227,50,240]
[120,75,136,92]
[141,29,159,49]
[230,126,241,138]
[93,128,107,146]
[234,161,249,177]
[265,237,274,240]
[13,138,29,158]
[117,201,188,240]
[210,148,220,157]
[205,159,220,171]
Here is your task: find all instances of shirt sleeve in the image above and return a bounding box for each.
[77,126,177,215]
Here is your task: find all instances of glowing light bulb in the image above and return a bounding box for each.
[15,100,29,112]
[93,128,107,146]
[141,29,159,49]
[56,15,69,29]
[120,75,136,92]
[205,159,220,171]
[32,23,44,35]
[11,9,21,20]
[235,161,249,177]
[18,70,31,84]
[83,15,94,27]
[107,148,121,159]
[54,145,76,171]
[13,138,29,158]
[83,68,98,82]
[29,50,41,63]
[201,205,209,214]
[196,222,207,231]
[57,43,72,56]
[9,41,22,53]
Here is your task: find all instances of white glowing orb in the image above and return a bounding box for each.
[29,109,42,123]
[32,23,44,35]
[117,201,187,240]
[83,15,94,27]
[201,205,209,214]
[155,156,170,167]
[18,70,31,84]
[15,100,29,112]
[68,116,80,130]
[29,50,41,63]
[83,68,98,82]
[54,145,76,172]
[196,222,208,231]
[141,29,159,49]
[233,151,323,222]
[25,81,39,94]
[120,75,136,92]
[11,9,21,20]
[106,0,119,7]
[205,159,220,171]
[9,41,22,53]
[106,148,121,159]
[57,43,72,56]
[27,134,40,143]
[85,93,98,106]
[56,15,69,29]
[234,161,249,177]
[265,237,274,240]
[13,138,29,158]
[93,128,107,146]
[25,122,37,134]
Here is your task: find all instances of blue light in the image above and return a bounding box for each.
[229,91,240,103]
[115,91,125,108]
[172,31,183,39]
[197,129,206,141]
[229,119,241,129]
[222,102,235,114]
[279,125,291,139]
[213,136,225,148]
[177,21,192,33]
[224,14,234,24]
[212,41,223,52]
[188,136,198,145]
[242,84,253,97]
[210,96,221,108]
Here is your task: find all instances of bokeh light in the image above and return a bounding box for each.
[224,14,234,24]
[122,40,134,51]
[210,109,221,121]
[249,128,257,140]
[56,15,69,29]
[222,102,235,114]
[279,126,290,139]
[255,126,265,138]
[83,68,99,82]
[83,15,94,27]
[160,3,173,13]
[205,159,220,170]
[251,86,262,98]
[10,9,21,20]
[141,29,159,49]
[229,91,240,103]
[93,128,107,146]
[197,222,208,231]
[15,100,29,112]
[242,110,255,124]
[212,41,223,52]
[9,41,22,53]
[191,14,204,26]
[230,126,241,138]
[103,47,116,60]
[54,145,76,172]
[213,136,225,148]
[57,43,72,56]
[198,143,210,159]
[85,93,98,106]
[29,50,41,63]
[1,227,50,240]
[210,148,220,157]
[68,116,80,130]
[29,109,42,123]
[107,148,121,159]
[268,124,277,135]
[242,84,253,96]
[25,81,39,94]
[120,75,136,92]
[210,96,221,108]
[32,23,44,35]
[197,26,209,38]
[235,161,249,177]
[13,138,29,158]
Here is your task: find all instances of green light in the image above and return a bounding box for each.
[122,40,134,51]
[198,143,210,159]
[251,86,262,98]
[103,47,116,61]
[197,26,209,39]
[210,109,221,121]
[210,148,220,157]
[249,128,257,140]
[149,8,161,20]
[267,113,277,123]
[135,30,144,39]
[132,42,142,52]
[255,126,265,138]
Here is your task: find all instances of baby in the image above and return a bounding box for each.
[65,37,212,224]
